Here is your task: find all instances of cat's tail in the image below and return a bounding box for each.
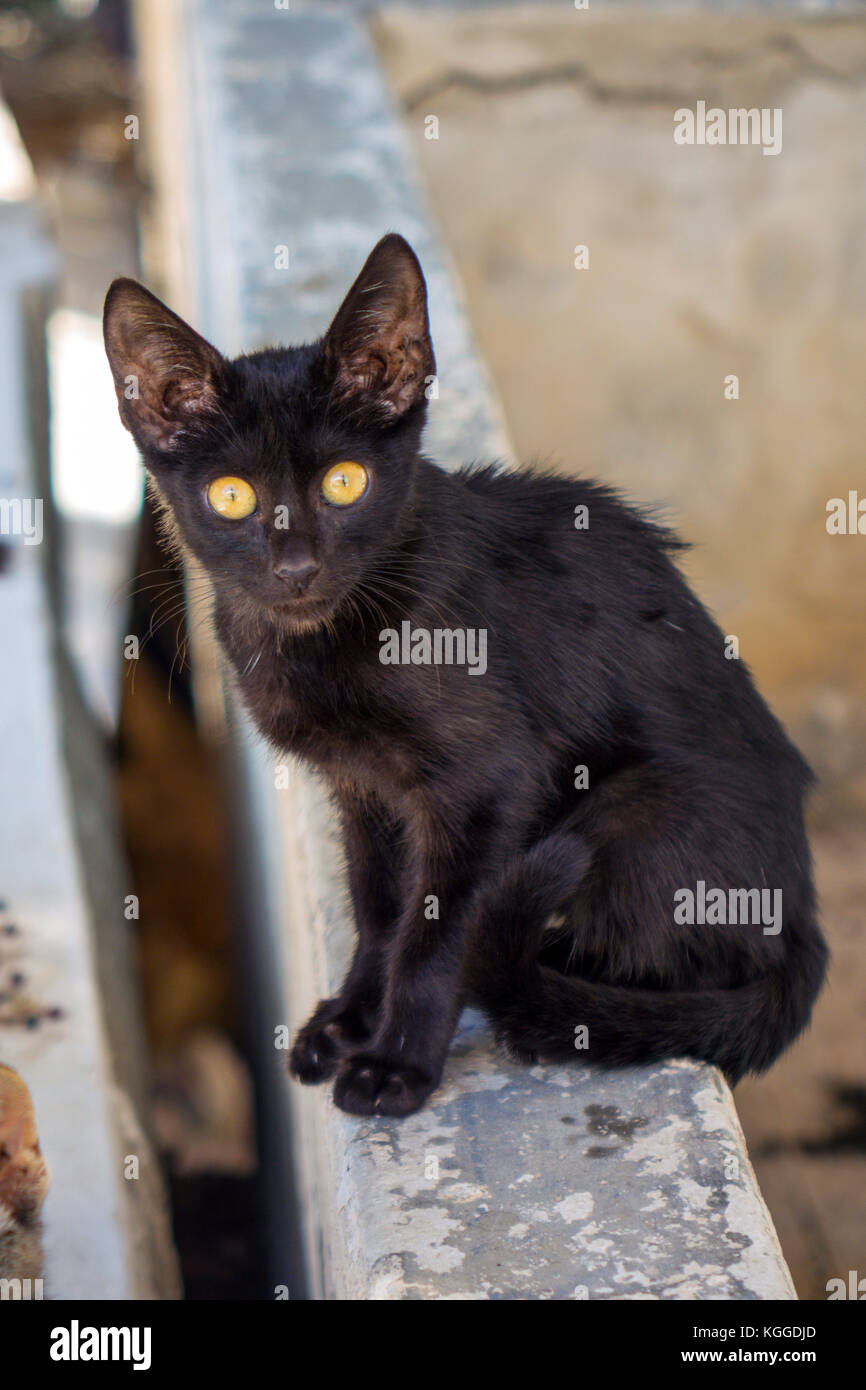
[467,833,828,1084]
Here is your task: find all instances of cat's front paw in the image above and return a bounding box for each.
[289,1025,340,1084]
[289,1000,362,1085]
[332,1056,437,1117]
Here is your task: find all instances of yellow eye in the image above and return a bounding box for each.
[321,461,368,507]
[207,476,257,520]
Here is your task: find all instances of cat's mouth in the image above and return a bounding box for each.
[270,597,334,634]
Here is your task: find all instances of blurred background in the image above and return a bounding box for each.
[0,0,265,1298]
[0,0,863,1299]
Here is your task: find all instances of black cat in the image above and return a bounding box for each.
[103,234,827,1117]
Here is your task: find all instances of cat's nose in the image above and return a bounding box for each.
[272,554,320,592]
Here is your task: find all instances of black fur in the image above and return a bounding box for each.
[103,234,828,1117]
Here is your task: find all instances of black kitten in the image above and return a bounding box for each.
[103,234,827,1118]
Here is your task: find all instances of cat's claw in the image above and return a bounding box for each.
[289,1036,336,1084]
[332,1057,436,1117]
[289,1019,348,1084]
[289,998,373,1084]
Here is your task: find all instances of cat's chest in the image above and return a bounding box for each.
[234,640,417,801]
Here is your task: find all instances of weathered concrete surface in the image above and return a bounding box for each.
[0,92,180,1299]
[331,1042,788,1300]
[139,0,796,1298]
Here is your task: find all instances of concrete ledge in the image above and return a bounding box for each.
[273,763,795,1299]
[138,0,795,1299]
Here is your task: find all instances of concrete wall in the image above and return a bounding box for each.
[374,5,866,823]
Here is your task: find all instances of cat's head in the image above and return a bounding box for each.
[103,234,435,634]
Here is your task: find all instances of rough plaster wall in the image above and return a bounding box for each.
[374,7,866,822]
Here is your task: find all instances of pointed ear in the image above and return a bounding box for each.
[103,280,227,454]
[323,234,435,418]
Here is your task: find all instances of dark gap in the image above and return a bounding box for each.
[117,500,271,1299]
[754,1082,866,1159]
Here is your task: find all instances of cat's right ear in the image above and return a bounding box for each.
[322,234,435,420]
[103,280,227,455]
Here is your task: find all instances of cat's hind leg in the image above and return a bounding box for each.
[468,769,826,1079]
[463,831,592,1062]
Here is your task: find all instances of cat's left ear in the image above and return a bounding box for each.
[103,279,228,454]
[322,233,435,418]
